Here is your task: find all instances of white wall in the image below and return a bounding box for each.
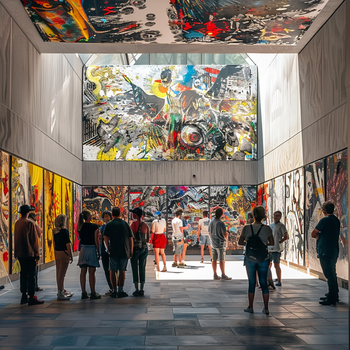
[0,4,83,184]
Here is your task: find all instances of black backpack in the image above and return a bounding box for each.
[245,224,268,263]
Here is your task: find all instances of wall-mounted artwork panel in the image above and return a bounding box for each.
[129,186,166,228]
[82,186,129,225]
[326,150,348,280]
[284,168,304,266]
[62,178,74,246]
[263,181,273,225]
[305,160,325,272]
[210,186,256,250]
[0,151,9,277]
[83,65,257,161]
[167,186,209,250]
[73,183,82,252]
[257,184,263,206]
[272,175,285,224]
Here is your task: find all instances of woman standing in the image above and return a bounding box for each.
[53,214,73,301]
[130,208,150,297]
[77,210,101,300]
[238,206,274,315]
[151,211,167,272]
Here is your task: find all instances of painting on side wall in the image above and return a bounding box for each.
[326,150,348,280]
[73,183,82,252]
[284,168,304,266]
[129,186,166,229]
[263,181,273,225]
[62,178,74,246]
[167,186,209,250]
[304,160,325,272]
[0,151,10,277]
[272,175,285,224]
[82,186,129,225]
[83,65,257,161]
[257,184,263,206]
[210,186,256,250]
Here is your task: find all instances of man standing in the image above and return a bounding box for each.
[198,210,212,263]
[171,208,187,267]
[14,205,44,305]
[268,211,288,286]
[209,208,231,280]
[311,201,340,305]
[104,207,134,298]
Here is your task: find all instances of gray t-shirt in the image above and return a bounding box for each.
[240,224,272,246]
[268,222,287,252]
[209,218,227,248]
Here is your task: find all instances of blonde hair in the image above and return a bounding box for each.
[77,210,91,232]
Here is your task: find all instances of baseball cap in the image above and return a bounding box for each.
[19,205,32,214]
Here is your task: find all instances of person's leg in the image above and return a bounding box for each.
[245,260,257,309]
[219,260,225,275]
[80,267,87,293]
[257,260,270,311]
[154,248,160,271]
[139,248,148,291]
[102,253,113,290]
[18,258,28,296]
[200,245,204,259]
[26,258,37,298]
[110,269,117,290]
[274,263,281,281]
[118,270,126,287]
[320,255,338,302]
[55,254,62,290]
[88,267,97,293]
[160,249,167,268]
[131,250,141,289]
[34,265,39,290]
[208,245,213,260]
[181,243,188,263]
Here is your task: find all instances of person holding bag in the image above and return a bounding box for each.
[130,208,150,297]
[238,206,274,315]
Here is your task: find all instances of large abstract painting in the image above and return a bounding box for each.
[210,186,256,250]
[326,150,348,280]
[284,168,304,266]
[0,152,9,278]
[73,183,82,252]
[62,178,74,246]
[129,186,166,229]
[167,186,209,250]
[263,181,273,225]
[20,0,328,46]
[82,186,129,225]
[272,175,285,224]
[305,160,325,272]
[83,65,257,161]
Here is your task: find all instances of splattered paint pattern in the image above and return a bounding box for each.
[0,152,9,277]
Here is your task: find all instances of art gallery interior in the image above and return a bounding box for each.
[0,0,349,348]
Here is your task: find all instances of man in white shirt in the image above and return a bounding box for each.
[171,208,188,267]
[268,211,289,286]
[197,210,212,263]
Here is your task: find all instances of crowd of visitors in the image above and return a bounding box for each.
[13,201,340,314]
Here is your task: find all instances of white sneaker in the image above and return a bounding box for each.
[64,290,74,297]
[57,290,71,301]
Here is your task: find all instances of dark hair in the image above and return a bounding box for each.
[102,211,112,220]
[322,201,335,214]
[112,207,121,217]
[77,210,91,231]
[215,207,223,219]
[253,206,265,222]
[203,210,208,217]
[274,210,282,216]
[247,212,253,219]
[174,208,183,217]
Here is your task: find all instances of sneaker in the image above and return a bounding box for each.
[172,262,178,267]
[319,299,336,306]
[275,281,282,287]
[64,290,74,297]
[179,262,187,266]
[214,273,221,280]
[273,278,278,282]
[90,292,101,300]
[200,258,204,263]
[268,285,276,291]
[161,266,167,272]
[110,291,117,298]
[81,291,89,299]
[221,274,232,280]
[139,290,144,297]
[244,307,254,314]
[262,308,269,315]
[320,296,339,302]
[20,295,28,305]
[57,291,71,301]
[117,291,128,298]
[133,290,140,297]
[28,296,44,306]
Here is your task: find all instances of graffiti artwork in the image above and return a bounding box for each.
[272,175,285,224]
[284,168,304,265]
[263,181,273,224]
[129,186,166,229]
[326,150,348,280]
[73,183,82,252]
[83,65,257,161]
[0,152,9,277]
[210,186,256,250]
[167,186,209,250]
[62,178,74,246]
[304,160,325,272]
[82,186,129,225]
[257,183,263,206]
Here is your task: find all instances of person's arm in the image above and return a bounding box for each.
[311,228,320,239]
[35,224,42,238]
[129,237,134,258]
[280,232,289,243]
[29,223,40,260]
[66,242,73,263]
[238,226,246,246]
[104,235,110,253]
[94,229,100,257]
[143,222,150,242]
[197,222,201,239]
[267,230,274,246]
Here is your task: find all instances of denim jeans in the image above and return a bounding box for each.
[245,258,269,294]
[319,255,338,302]
[131,247,148,284]
[18,257,36,297]
[101,252,113,290]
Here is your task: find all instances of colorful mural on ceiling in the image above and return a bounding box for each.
[83,65,257,161]
[20,0,328,45]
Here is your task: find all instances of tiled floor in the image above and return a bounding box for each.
[0,255,348,349]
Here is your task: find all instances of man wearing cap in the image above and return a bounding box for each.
[14,205,44,305]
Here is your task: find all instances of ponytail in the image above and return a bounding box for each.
[77,210,90,232]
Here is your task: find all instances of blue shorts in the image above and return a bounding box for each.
[270,252,281,264]
[200,235,211,246]
[109,257,128,271]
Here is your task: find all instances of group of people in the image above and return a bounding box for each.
[14,200,340,313]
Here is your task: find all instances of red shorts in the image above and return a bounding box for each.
[152,234,167,249]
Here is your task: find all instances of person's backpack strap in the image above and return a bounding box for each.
[250,224,264,236]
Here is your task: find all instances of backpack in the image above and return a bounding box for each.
[245,224,268,263]
[133,222,148,251]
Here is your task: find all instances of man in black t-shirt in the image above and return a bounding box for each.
[311,201,340,305]
[104,207,134,298]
